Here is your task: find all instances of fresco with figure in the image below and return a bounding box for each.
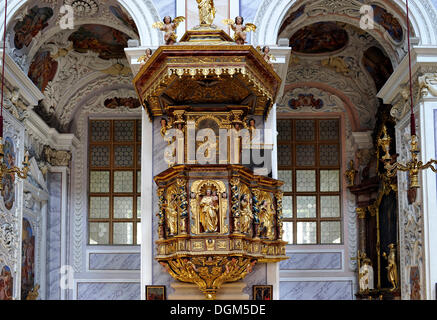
[68,24,131,60]
[290,22,349,54]
[0,266,13,300]
[13,6,53,50]
[21,218,35,300]
[372,5,403,42]
[2,137,15,211]
[28,51,58,93]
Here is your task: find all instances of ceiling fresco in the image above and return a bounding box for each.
[290,22,349,55]
[28,50,58,93]
[13,6,53,50]
[362,46,394,92]
[68,24,131,60]
[371,4,403,42]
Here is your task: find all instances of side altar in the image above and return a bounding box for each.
[133,7,288,300]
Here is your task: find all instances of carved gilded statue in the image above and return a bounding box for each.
[196,0,216,26]
[259,193,275,240]
[200,188,219,232]
[383,243,399,291]
[166,192,179,235]
[240,193,253,234]
[223,16,256,45]
[153,16,185,45]
[345,160,357,187]
[191,180,228,234]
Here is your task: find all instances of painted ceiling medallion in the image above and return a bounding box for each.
[65,0,99,17]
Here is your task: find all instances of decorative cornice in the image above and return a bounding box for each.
[0,49,44,107]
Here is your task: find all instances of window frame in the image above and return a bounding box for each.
[88,118,142,245]
[277,117,343,245]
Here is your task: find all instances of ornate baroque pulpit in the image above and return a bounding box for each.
[133,14,288,299]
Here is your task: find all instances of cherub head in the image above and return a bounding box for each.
[146,48,153,56]
[163,16,172,24]
[249,118,256,128]
[235,16,244,25]
[160,118,167,127]
[262,46,270,54]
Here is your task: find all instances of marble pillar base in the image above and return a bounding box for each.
[168,281,249,300]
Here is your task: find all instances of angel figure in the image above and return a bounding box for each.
[153,16,185,45]
[223,16,256,45]
[260,46,276,65]
[138,48,153,66]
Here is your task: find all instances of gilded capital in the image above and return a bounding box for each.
[356,207,367,219]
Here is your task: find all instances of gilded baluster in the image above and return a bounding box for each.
[230,177,241,233]
[177,177,189,234]
[275,191,284,240]
[252,188,261,238]
[157,187,166,239]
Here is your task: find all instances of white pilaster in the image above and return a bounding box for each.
[141,109,154,299]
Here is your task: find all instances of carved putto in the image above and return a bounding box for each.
[153,16,185,45]
[223,17,257,45]
[138,48,153,66]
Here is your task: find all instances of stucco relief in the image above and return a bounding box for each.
[0,111,26,300]
[395,118,425,300]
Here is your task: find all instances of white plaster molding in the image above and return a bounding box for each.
[0,49,44,107]
[24,110,79,152]
[378,47,437,104]
[352,131,374,150]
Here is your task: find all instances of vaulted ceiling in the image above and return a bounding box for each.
[6,0,141,133]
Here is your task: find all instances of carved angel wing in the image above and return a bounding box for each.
[138,55,147,63]
[173,16,186,27]
[269,54,276,61]
[152,21,164,29]
[244,23,257,32]
[222,19,234,26]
